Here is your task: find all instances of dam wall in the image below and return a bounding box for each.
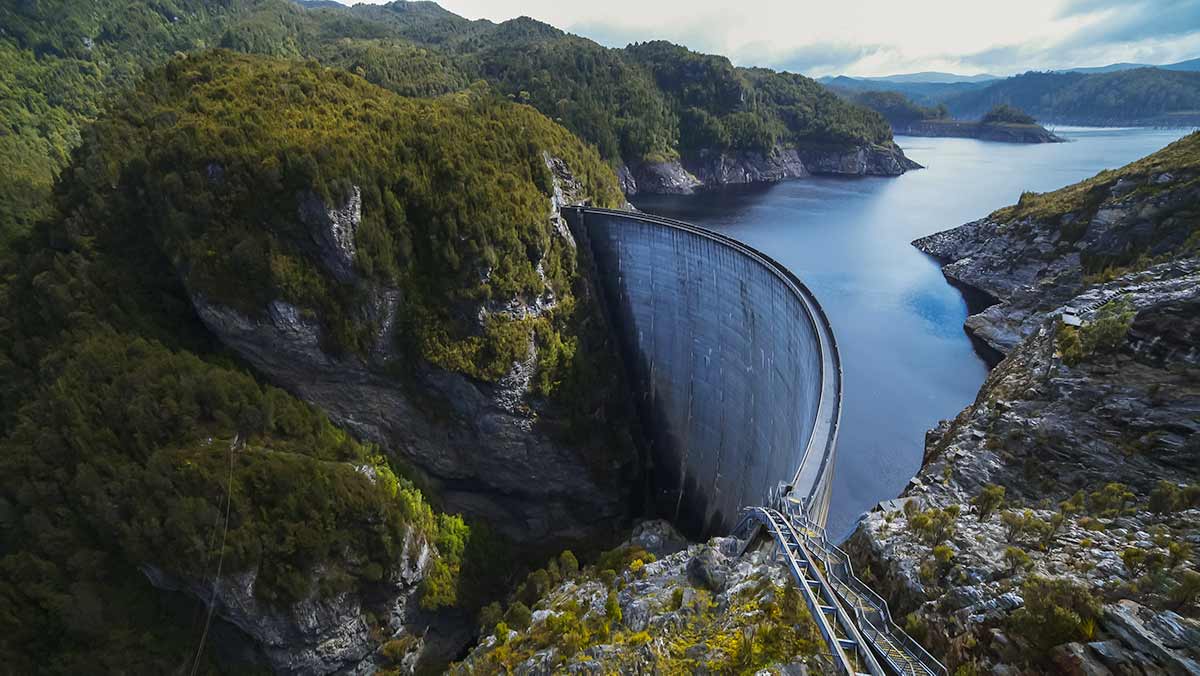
[565,207,841,535]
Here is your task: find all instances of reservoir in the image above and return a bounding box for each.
[631,126,1193,540]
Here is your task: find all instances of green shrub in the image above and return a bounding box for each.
[1004,546,1033,573]
[1149,481,1200,513]
[504,602,532,631]
[1001,509,1052,545]
[1089,482,1136,517]
[1170,569,1200,609]
[478,602,503,635]
[1059,300,1137,366]
[494,621,510,645]
[907,506,958,545]
[1008,576,1101,654]
[972,484,1006,521]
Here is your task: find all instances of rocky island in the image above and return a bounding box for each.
[849,132,1200,674]
[850,92,1063,143]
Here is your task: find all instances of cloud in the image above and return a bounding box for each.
[1067,0,1200,45]
[339,0,1200,77]
[743,43,890,76]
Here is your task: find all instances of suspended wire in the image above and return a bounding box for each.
[188,434,237,676]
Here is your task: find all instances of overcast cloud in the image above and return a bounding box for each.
[339,0,1200,76]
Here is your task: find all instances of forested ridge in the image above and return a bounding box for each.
[0,1,896,670]
[0,46,632,671]
[942,68,1200,124]
[0,0,897,245]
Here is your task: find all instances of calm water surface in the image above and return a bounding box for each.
[631,127,1193,540]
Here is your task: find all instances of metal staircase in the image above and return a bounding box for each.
[735,498,948,676]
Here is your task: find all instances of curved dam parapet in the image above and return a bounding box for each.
[564,207,842,536]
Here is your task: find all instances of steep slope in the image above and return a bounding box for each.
[848,134,1200,673]
[0,50,637,673]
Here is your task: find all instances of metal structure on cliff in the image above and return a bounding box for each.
[566,207,947,676]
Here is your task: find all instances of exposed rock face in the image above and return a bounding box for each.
[299,185,362,284]
[136,476,461,675]
[628,160,704,194]
[897,120,1064,143]
[914,168,1200,354]
[618,143,919,195]
[850,147,1200,673]
[796,143,922,176]
[685,147,808,186]
[453,520,826,674]
[189,158,635,545]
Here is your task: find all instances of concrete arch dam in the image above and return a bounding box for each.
[564,207,842,536]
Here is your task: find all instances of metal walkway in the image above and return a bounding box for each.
[567,207,946,675]
[735,499,947,676]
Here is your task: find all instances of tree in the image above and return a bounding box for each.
[504,602,532,630]
[604,589,622,635]
[981,104,1036,125]
[559,550,579,577]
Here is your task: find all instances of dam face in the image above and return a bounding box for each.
[566,208,840,537]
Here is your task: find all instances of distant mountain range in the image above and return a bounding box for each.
[1058,57,1200,74]
[822,57,1200,86]
[835,71,999,84]
[822,59,1200,127]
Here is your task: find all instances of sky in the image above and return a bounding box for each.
[338,0,1200,77]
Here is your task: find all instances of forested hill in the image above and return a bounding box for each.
[0,48,633,672]
[0,0,899,243]
[942,67,1200,126]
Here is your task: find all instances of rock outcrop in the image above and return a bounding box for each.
[453,520,827,674]
[914,160,1200,355]
[851,134,1200,672]
[619,143,919,195]
[188,157,637,545]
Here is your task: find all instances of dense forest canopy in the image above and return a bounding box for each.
[981,104,1037,125]
[942,68,1200,123]
[0,47,630,671]
[849,90,949,127]
[0,0,897,245]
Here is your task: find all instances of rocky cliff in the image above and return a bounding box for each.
[619,143,919,195]
[453,520,828,674]
[0,51,644,674]
[190,155,636,544]
[849,133,1200,673]
[898,120,1063,143]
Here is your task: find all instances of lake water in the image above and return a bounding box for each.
[631,126,1193,540]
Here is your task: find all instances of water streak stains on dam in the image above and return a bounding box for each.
[566,208,841,537]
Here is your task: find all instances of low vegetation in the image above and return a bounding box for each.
[1056,299,1137,366]
[993,131,1200,225]
[461,541,822,673]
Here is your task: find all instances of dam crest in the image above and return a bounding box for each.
[565,207,946,676]
[565,207,841,535]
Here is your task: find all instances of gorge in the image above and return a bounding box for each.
[2,0,1199,674]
